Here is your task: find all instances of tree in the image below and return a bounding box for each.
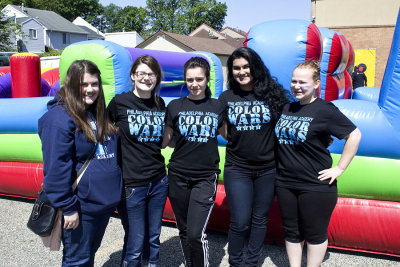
[38,0,103,22]
[0,0,103,22]
[101,4,122,32]
[100,4,149,36]
[115,6,148,34]
[146,0,227,35]
[0,11,22,51]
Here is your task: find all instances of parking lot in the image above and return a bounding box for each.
[0,196,398,266]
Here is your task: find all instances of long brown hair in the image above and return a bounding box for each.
[130,55,162,108]
[58,60,116,142]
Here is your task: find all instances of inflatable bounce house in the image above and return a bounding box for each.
[1,8,400,256]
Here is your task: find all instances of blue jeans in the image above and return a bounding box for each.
[62,212,111,267]
[118,176,168,267]
[224,164,276,267]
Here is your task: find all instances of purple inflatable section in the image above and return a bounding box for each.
[125,48,208,82]
[0,73,56,98]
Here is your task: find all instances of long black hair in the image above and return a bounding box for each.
[184,56,212,98]
[227,47,289,121]
[58,60,116,142]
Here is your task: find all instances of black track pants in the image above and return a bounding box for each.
[168,171,218,267]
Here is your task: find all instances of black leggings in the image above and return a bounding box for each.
[168,170,218,267]
[276,186,337,244]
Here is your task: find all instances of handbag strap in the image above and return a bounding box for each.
[72,143,98,191]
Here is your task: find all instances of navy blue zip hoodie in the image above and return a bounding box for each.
[38,97,122,215]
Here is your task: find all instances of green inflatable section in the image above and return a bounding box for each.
[59,43,117,105]
[0,134,42,162]
[333,154,400,202]
[194,53,217,97]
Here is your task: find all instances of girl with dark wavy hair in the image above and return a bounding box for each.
[219,47,289,266]
[39,60,122,266]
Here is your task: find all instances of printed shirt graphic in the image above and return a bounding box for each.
[275,114,313,145]
[218,89,276,170]
[108,92,166,187]
[126,109,164,143]
[275,98,356,192]
[166,97,224,178]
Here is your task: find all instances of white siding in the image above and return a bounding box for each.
[141,37,188,53]
[104,32,143,47]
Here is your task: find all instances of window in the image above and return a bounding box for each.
[29,29,37,39]
[63,33,70,44]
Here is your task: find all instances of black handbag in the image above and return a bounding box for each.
[27,144,97,237]
[27,189,57,237]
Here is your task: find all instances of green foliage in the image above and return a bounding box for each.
[0,11,22,51]
[99,0,227,37]
[146,0,227,35]
[1,0,103,21]
[39,48,63,57]
[1,0,227,44]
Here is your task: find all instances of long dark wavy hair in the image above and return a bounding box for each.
[130,55,163,108]
[58,60,116,143]
[184,56,212,98]
[227,47,289,121]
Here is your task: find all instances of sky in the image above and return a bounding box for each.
[98,0,311,32]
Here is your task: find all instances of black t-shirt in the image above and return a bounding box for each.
[218,89,276,170]
[108,92,166,187]
[165,96,224,178]
[351,71,367,89]
[275,98,356,192]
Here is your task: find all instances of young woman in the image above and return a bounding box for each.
[38,60,122,266]
[107,55,168,267]
[275,61,361,267]
[218,47,289,267]
[162,57,224,267]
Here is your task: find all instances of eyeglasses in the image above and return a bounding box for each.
[135,71,157,80]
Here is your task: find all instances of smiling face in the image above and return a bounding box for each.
[232,57,253,91]
[291,67,320,105]
[131,63,158,98]
[81,72,100,107]
[185,67,208,100]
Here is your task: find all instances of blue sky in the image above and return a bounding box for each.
[98,0,311,32]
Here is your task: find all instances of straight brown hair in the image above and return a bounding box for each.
[58,60,116,142]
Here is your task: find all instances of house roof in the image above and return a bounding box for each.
[138,31,237,55]
[221,26,248,37]
[77,25,104,39]
[191,28,245,49]
[189,23,227,39]
[8,4,87,34]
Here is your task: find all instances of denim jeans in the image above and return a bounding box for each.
[62,212,111,267]
[118,175,169,267]
[224,163,276,267]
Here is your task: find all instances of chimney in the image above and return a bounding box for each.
[21,3,24,12]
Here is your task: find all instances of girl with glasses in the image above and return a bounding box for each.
[108,55,168,267]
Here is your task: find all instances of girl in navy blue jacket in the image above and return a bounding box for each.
[38,60,122,266]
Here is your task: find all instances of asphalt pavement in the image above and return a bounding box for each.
[0,196,399,266]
